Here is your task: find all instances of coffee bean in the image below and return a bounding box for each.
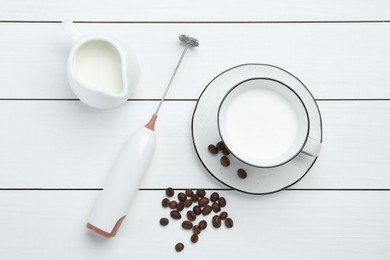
[177,201,185,211]
[212,202,221,213]
[169,200,177,209]
[185,189,193,197]
[212,215,222,228]
[187,210,196,221]
[237,168,247,179]
[216,141,225,150]
[222,148,230,155]
[160,217,169,226]
[184,199,193,208]
[219,211,228,220]
[218,197,227,207]
[191,194,199,202]
[175,243,184,252]
[220,156,230,167]
[182,220,193,230]
[178,192,187,202]
[161,198,170,208]
[199,220,207,230]
[202,205,212,216]
[198,197,209,207]
[166,187,174,197]
[170,210,181,220]
[208,144,218,154]
[191,234,199,243]
[210,192,219,202]
[225,218,234,228]
[193,206,202,215]
[196,189,206,198]
[193,225,201,235]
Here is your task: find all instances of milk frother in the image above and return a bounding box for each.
[87,34,199,238]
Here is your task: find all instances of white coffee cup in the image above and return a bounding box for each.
[218,78,321,168]
[61,20,139,109]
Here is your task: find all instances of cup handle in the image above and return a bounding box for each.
[301,137,321,157]
[61,19,82,42]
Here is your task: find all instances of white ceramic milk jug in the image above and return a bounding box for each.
[61,20,139,109]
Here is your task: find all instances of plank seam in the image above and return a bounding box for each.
[1,188,390,191]
[0,98,198,101]
[0,98,390,102]
[2,20,390,24]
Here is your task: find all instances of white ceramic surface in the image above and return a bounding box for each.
[192,64,323,194]
[218,78,310,168]
[61,20,139,109]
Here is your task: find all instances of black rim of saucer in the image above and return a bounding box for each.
[191,63,323,195]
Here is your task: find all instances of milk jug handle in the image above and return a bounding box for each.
[61,19,82,42]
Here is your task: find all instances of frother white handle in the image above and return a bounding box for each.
[87,126,156,237]
[302,137,321,157]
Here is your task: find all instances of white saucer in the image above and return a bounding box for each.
[191,64,323,194]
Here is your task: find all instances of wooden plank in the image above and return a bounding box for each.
[1,0,390,22]
[0,101,389,189]
[0,190,389,259]
[1,23,390,99]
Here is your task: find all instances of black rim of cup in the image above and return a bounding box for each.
[216,77,310,168]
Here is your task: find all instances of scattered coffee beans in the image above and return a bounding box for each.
[169,200,177,209]
[170,210,181,220]
[160,217,169,226]
[219,212,228,220]
[178,192,187,202]
[225,218,234,228]
[198,197,209,207]
[218,197,227,207]
[175,243,184,252]
[184,199,192,207]
[202,205,212,216]
[162,198,170,208]
[210,192,219,202]
[220,156,230,167]
[182,221,193,230]
[216,141,225,150]
[191,234,199,243]
[199,220,207,230]
[177,202,185,211]
[193,205,202,215]
[196,189,206,198]
[193,225,201,235]
[237,168,247,179]
[187,210,196,221]
[166,187,174,197]
[185,189,193,197]
[209,141,250,182]
[191,194,199,202]
[212,215,222,228]
[212,202,221,213]
[161,188,234,252]
[208,144,218,154]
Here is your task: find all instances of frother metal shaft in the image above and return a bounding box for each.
[154,34,199,115]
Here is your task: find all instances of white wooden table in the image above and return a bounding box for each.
[1,1,390,259]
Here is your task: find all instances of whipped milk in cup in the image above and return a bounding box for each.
[218,78,321,168]
[61,20,139,109]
